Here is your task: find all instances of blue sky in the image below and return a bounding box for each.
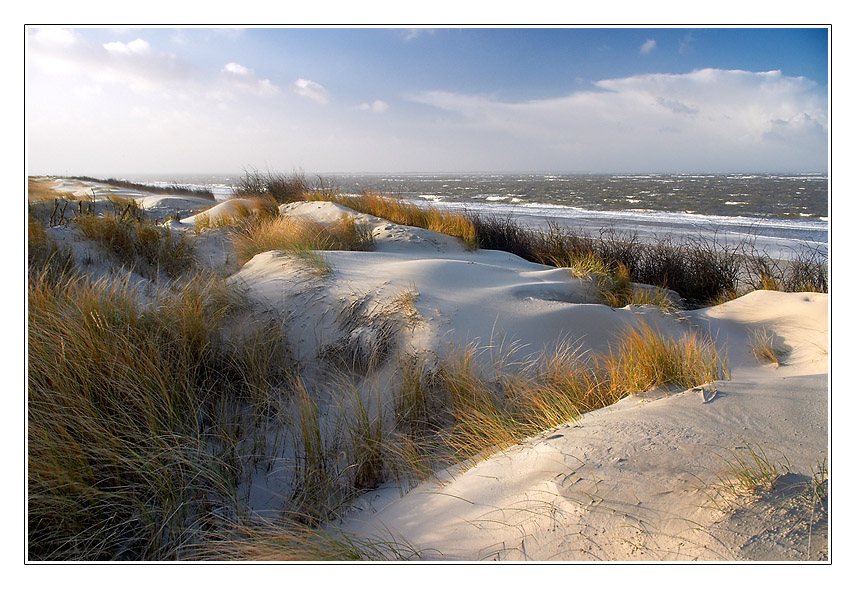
[26,26,829,175]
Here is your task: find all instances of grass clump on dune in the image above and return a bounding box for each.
[27,269,293,560]
[748,327,788,366]
[28,216,75,281]
[74,211,195,279]
[232,168,338,204]
[28,177,77,203]
[596,322,726,395]
[431,323,727,462]
[302,190,479,250]
[231,213,374,267]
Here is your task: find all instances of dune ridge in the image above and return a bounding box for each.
[27,177,829,561]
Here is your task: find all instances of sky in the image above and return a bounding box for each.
[26,26,829,175]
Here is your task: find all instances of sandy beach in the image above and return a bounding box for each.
[27,176,829,562]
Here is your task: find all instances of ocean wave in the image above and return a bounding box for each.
[430,199,828,234]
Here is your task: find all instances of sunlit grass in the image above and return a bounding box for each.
[28,177,78,202]
[430,323,728,463]
[74,212,195,278]
[27,269,293,560]
[305,191,479,250]
[231,213,373,267]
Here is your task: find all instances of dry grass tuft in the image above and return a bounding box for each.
[597,322,727,395]
[28,216,75,281]
[707,441,794,503]
[749,327,788,366]
[306,191,479,250]
[232,169,316,204]
[74,213,195,278]
[28,177,79,202]
[231,213,373,267]
[322,289,419,374]
[431,323,727,463]
[28,270,294,560]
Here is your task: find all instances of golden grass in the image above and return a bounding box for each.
[306,191,479,250]
[598,322,727,394]
[749,327,788,366]
[75,213,195,278]
[27,177,79,202]
[28,215,75,280]
[433,323,727,462]
[27,270,293,560]
[231,213,373,267]
[193,196,279,233]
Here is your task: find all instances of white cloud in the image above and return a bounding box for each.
[217,62,280,98]
[640,39,656,54]
[28,28,192,93]
[292,78,331,104]
[222,62,250,76]
[410,69,827,172]
[103,38,151,55]
[357,99,389,113]
[30,28,76,48]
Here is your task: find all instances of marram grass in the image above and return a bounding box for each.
[306,190,479,250]
[433,323,727,462]
[749,327,788,366]
[27,269,293,560]
[74,212,195,278]
[231,213,374,266]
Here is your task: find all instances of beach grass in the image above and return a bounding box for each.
[749,328,788,366]
[231,213,374,266]
[70,175,216,200]
[27,268,295,560]
[231,168,339,204]
[28,177,78,202]
[422,322,728,463]
[710,442,794,502]
[304,190,479,250]
[74,212,196,278]
[28,215,75,281]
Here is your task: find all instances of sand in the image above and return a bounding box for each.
[31,183,831,562]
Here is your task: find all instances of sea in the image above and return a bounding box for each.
[127,173,829,261]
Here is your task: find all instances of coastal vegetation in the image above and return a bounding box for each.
[70,175,216,199]
[26,172,825,560]
[230,170,826,306]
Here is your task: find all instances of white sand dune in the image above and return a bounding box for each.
[36,190,829,561]
[223,201,828,561]
[34,177,216,219]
